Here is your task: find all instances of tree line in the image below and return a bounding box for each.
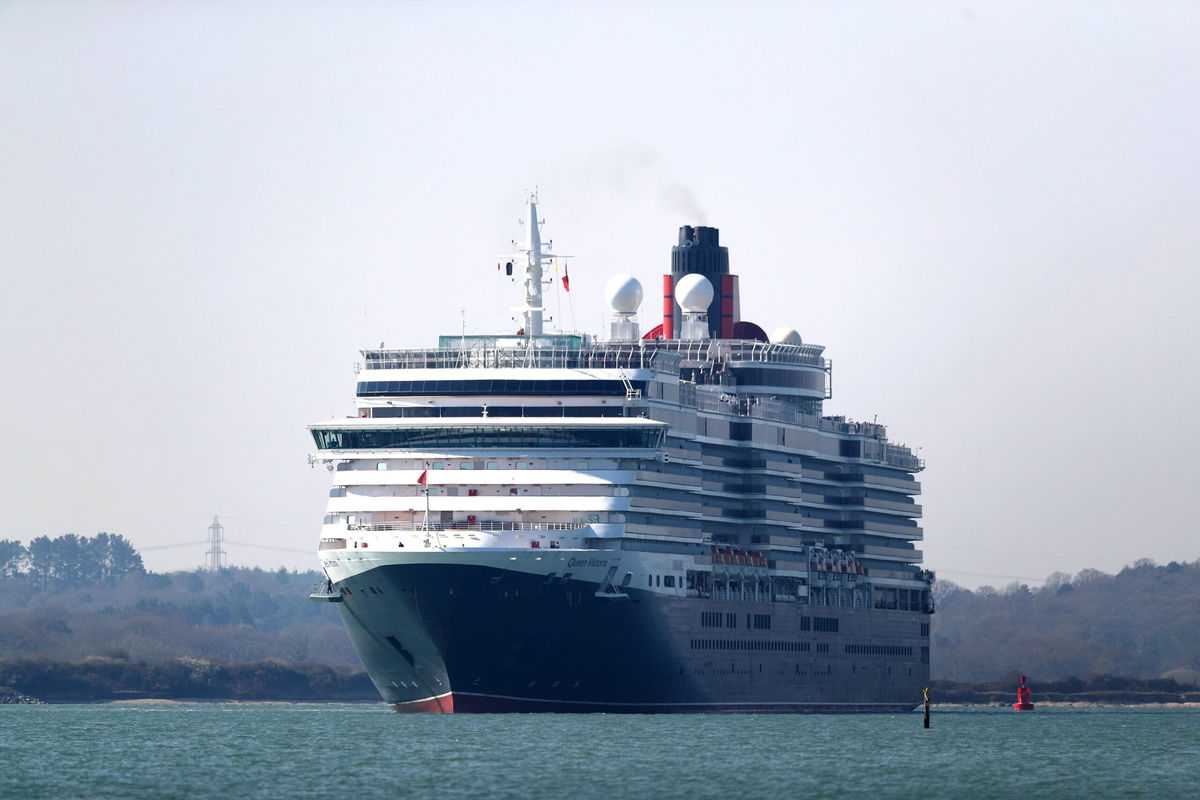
[0,533,144,588]
[932,558,1200,682]
[0,657,376,703]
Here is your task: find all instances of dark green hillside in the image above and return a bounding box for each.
[0,657,377,702]
[932,559,1200,682]
[0,565,359,667]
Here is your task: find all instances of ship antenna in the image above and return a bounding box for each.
[502,192,572,341]
[523,192,545,337]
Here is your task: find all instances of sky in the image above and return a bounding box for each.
[1,1,1197,586]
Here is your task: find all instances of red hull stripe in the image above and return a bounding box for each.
[389,692,455,713]
[392,691,915,714]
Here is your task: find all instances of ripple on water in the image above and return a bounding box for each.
[1,705,1198,800]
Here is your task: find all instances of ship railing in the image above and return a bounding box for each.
[348,521,586,533]
[883,444,924,470]
[359,346,677,372]
[642,340,827,368]
[308,580,343,602]
[683,391,923,468]
[357,341,828,372]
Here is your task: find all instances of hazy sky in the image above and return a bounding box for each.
[2,1,1197,586]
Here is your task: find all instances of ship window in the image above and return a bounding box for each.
[516,461,532,469]
[648,575,652,587]
[377,462,388,470]
[356,378,644,397]
[487,462,500,470]
[460,461,474,469]
[655,575,660,587]
[311,427,665,451]
[663,575,675,588]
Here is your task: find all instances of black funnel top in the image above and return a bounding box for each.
[672,226,728,277]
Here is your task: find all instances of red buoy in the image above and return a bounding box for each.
[1013,675,1035,711]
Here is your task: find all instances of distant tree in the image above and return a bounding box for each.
[0,540,25,578]
[15,532,144,588]
[931,578,964,606]
[52,533,87,587]
[1073,568,1109,585]
[1003,582,1032,599]
[26,535,54,586]
[1041,571,1072,594]
[99,533,144,582]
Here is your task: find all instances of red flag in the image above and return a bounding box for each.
[562,265,570,292]
[417,470,428,486]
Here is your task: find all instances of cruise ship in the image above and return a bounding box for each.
[309,197,932,712]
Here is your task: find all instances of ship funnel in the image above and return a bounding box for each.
[663,225,740,339]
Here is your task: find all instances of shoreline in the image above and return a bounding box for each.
[99,698,385,706]
[69,699,1200,709]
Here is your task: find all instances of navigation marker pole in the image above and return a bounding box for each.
[418,465,441,548]
[923,687,931,728]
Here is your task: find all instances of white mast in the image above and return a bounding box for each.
[523,196,545,336]
[505,192,569,338]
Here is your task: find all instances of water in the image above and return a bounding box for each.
[1,704,1197,799]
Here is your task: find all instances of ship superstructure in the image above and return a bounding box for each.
[310,197,931,712]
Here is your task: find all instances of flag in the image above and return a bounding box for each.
[417,470,428,486]
[562,265,570,292]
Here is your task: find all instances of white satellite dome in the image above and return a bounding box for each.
[770,326,803,345]
[675,273,714,313]
[604,274,643,313]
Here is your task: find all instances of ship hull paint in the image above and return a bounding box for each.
[337,561,928,713]
[390,692,455,713]
[419,693,911,714]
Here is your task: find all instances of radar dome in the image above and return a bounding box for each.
[770,326,803,345]
[675,273,714,313]
[604,274,643,313]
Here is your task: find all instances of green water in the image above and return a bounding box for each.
[1,704,1196,799]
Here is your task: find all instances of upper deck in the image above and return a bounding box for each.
[360,337,828,373]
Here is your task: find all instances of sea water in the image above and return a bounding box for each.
[1,704,1197,799]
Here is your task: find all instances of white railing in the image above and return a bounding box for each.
[348,521,586,533]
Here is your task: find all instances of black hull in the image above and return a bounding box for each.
[336,562,928,713]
